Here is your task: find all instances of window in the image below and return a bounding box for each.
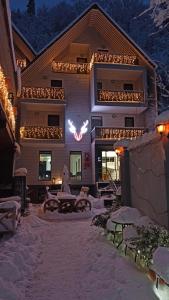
[76,57,87,63]
[39,151,51,180]
[97,48,109,53]
[48,115,60,126]
[70,152,82,181]
[97,82,102,90]
[125,117,134,127]
[123,83,133,91]
[51,80,62,87]
[91,116,102,130]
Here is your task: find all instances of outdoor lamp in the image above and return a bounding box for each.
[115,146,124,156]
[156,124,169,138]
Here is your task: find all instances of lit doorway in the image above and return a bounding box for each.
[101,151,120,181]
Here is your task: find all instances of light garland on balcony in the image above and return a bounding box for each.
[92,53,137,65]
[52,61,90,74]
[21,87,64,100]
[98,128,144,140]
[98,90,144,103]
[20,126,63,140]
[0,66,15,132]
[16,59,27,69]
[51,53,138,74]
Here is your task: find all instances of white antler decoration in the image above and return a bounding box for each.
[68,119,89,141]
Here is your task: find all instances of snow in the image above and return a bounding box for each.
[0,196,21,203]
[155,109,169,125]
[152,247,169,284]
[14,168,27,176]
[110,206,141,224]
[0,205,168,300]
[128,132,160,151]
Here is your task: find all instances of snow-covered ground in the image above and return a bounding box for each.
[0,205,168,300]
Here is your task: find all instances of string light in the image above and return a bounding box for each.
[21,87,64,100]
[95,127,144,140]
[0,65,15,132]
[16,59,27,69]
[51,61,90,74]
[98,90,144,103]
[51,53,137,74]
[20,126,63,140]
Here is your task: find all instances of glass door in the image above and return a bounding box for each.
[101,151,120,181]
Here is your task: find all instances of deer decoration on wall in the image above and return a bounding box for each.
[68,119,89,141]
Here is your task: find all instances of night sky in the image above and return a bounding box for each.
[10,0,149,11]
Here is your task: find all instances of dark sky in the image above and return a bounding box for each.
[10,0,149,11]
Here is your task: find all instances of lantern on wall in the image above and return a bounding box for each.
[155,111,169,138]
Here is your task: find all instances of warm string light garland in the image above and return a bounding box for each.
[98,90,144,103]
[0,66,15,132]
[21,87,65,100]
[20,126,63,140]
[95,127,144,140]
[16,59,27,69]
[51,53,138,74]
[51,61,90,74]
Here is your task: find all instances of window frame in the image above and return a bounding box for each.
[125,117,135,128]
[48,115,60,127]
[91,116,103,130]
[51,80,62,88]
[69,151,82,181]
[38,151,52,181]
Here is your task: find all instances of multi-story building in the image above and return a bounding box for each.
[15,4,157,194]
[0,0,19,189]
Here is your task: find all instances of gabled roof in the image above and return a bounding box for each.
[22,3,156,78]
[12,23,37,61]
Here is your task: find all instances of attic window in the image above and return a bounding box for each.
[51,80,62,87]
[97,49,109,53]
[76,57,87,63]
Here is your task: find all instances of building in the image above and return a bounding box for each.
[15,4,157,196]
[0,0,19,191]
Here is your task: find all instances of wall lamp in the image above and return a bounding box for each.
[115,146,125,156]
[156,124,169,138]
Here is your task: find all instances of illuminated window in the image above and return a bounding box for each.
[48,115,60,126]
[70,152,82,181]
[51,80,62,87]
[39,151,51,180]
[125,117,134,127]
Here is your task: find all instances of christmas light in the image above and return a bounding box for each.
[20,126,63,140]
[51,61,90,74]
[95,127,144,140]
[98,90,144,103]
[52,53,138,74]
[16,59,27,69]
[0,65,15,132]
[21,87,64,100]
[68,119,89,141]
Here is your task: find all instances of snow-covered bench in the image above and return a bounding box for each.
[0,197,21,233]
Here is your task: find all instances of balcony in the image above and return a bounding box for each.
[98,90,144,104]
[91,127,144,142]
[20,126,63,142]
[51,61,90,74]
[20,87,65,102]
[92,53,138,65]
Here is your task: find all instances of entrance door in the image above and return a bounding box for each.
[101,151,120,181]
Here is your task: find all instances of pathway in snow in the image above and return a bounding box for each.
[25,218,158,300]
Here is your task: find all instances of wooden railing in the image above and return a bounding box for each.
[98,90,144,103]
[20,126,63,140]
[91,127,144,142]
[20,87,65,100]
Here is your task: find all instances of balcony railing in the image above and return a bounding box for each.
[51,53,138,74]
[51,61,90,74]
[91,127,144,142]
[92,53,138,65]
[20,126,63,140]
[20,87,65,100]
[98,90,144,103]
